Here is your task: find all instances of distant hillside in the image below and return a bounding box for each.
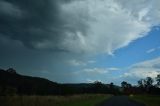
[0,68,121,96]
[0,68,60,95]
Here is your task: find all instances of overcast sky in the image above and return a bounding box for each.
[0,0,160,85]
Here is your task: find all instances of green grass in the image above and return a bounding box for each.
[0,94,110,106]
[130,95,160,106]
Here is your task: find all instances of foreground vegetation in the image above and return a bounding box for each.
[0,94,110,106]
[130,95,160,106]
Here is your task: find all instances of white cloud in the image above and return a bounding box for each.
[122,57,160,79]
[68,59,96,66]
[146,46,160,53]
[74,67,119,75]
[68,59,87,66]
[123,69,159,79]
[146,48,156,53]
[88,60,96,64]
[107,67,120,71]
[58,0,160,55]
[83,68,108,74]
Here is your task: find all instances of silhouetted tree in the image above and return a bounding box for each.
[142,77,153,93]
[156,74,160,87]
[109,82,119,95]
[138,79,145,88]
[146,77,153,87]
[121,81,128,88]
[121,81,133,94]
[93,81,103,93]
[109,82,114,89]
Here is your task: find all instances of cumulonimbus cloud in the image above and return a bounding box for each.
[0,0,160,55]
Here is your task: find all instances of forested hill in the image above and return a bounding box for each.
[0,68,120,96]
[0,68,61,95]
[1,68,160,96]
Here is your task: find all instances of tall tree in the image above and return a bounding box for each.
[156,74,160,86]
[138,79,145,88]
[145,77,154,93]
[121,81,128,88]
[146,77,153,87]
[109,82,114,89]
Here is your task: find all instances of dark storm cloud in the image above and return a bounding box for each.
[0,0,89,83]
[0,31,81,83]
[0,0,87,52]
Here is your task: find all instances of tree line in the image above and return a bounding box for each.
[0,68,160,96]
[121,75,160,95]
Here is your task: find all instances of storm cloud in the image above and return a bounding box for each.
[0,0,160,55]
[0,0,86,52]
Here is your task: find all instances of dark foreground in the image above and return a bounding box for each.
[99,96,145,106]
[0,94,109,106]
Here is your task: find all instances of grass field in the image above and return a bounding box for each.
[130,95,160,106]
[0,94,110,106]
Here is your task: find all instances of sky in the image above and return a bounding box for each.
[0,0,160,85]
